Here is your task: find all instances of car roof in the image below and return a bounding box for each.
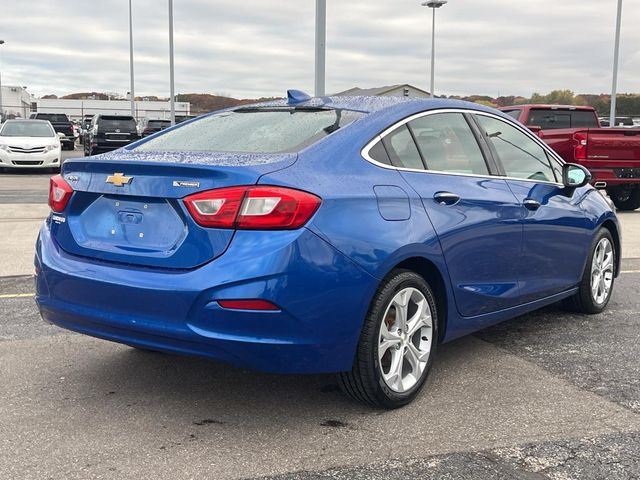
[501,104,595,111]
[250,95,497,115]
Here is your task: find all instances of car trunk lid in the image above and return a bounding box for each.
[52,152,296,269]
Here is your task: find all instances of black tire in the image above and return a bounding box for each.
[609,187,640,211]
[338,269,438,409]
[564,228,616,314]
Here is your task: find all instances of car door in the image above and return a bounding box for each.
[472,113,593,302]
[377,111,523,317]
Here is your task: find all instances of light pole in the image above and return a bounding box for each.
[315,0,326,97]
[421,1,447,98]
[168,0,175,126]
[128,0,135,118]
[609,0,623,127]
[0,40,4,122]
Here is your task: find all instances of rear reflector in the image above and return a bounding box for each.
[184,185,321,230]
[48,174,73,212]
[217,299,280,311]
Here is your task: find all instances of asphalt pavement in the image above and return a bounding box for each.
[1,151,639,479]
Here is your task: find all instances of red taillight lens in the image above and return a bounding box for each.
[217,299,280,311]
[48,174,73,212]
[183,186,321,230]
[573,132,588,160]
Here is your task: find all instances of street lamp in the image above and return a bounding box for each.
[128,0,135,118]
[0,39,5,122]
[609,0,623,127]
[168,0,175,125]
[315,0,326,97]
[421,0,447,99]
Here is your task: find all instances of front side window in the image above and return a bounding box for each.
[381,125,424,170]
[135,108,363,153]
[409,113,489,175]
[475,115,557,182]
[503,110,521,120]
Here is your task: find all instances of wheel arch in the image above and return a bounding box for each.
[600,218,622,277]
[388,256,449,343]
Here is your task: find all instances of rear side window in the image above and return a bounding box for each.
[98,116,137,131]
[382,125,424,170]
[367,140,392,166]
[475,115,557,182]
[409,113,489,175]
[135,108,363,153]
[527,109,598,129]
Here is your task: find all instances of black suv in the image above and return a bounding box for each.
[138,118,171,137]
[84,115,140,155]
[29,113,75,150]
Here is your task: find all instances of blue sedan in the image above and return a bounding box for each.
[36,91,620,408]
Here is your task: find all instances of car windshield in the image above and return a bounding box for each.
[0,121,54,137]
[98,116,137,130]
[35,114,70,123]
[135,107,364,153]
[148,120,170,128]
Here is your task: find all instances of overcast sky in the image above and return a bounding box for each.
[1,0,638,99]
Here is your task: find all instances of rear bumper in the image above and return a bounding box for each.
[586,167,640,187]
[35,221,376,374]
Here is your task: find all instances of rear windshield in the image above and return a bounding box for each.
[503,110,521,120]
[34,113,70,123]
[527,109,598,129]
[98,116,137,131]
[1,121,54,137]
[135,108,364,153]
[148,120,170,128]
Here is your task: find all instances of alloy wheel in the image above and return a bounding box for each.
[378,287,433,393]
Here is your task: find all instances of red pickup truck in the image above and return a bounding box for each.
[500,104,640,211]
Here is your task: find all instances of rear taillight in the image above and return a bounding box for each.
[48,175,73,212]
[183,186,321,230]
[573,132,588,160]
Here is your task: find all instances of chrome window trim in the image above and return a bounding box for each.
[360,108,565,187]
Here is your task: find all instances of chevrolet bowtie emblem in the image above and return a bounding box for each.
[106,172,133,187]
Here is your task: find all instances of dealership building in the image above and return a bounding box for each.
[35,97,191,122]
[0,86,190,122]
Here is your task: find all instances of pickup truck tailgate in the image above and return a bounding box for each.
[585,128,640,162]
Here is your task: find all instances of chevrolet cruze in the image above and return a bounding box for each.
[35,92,620,408]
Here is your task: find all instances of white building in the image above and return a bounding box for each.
[35,98,190,122]
[0,85,33,120]
[334,84,431,98]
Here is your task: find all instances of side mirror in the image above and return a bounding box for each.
[562,163,592,188]
[57,132,65,138]
[527,125,543,138]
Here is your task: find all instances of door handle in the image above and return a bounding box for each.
[523,198,541,211]
[434,191,460,206]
